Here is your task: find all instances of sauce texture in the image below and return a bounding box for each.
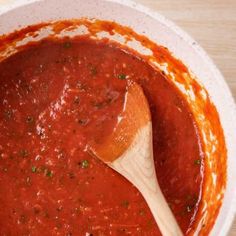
[0,37,204,235]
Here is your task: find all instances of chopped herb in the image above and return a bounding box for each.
[81,160,89,169]
[31,166,37,173]
[194,159,201,165]
[63,41,72,49]
[26,116,34,124]
[118,74,127,80]
[121,200,129,208]
[20,149,29,158]
[44,168,53,177]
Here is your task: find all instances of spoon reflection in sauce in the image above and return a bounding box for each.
[88,81,183,236]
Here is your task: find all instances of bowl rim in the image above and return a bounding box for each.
[0,0,236,235]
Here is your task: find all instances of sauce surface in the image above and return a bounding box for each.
[0,38,203,235]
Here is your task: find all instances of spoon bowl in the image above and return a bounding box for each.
[89,81,183,236]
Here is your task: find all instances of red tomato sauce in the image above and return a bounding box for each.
[0,37,204,235]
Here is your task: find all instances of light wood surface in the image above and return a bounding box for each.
[134,0,236,235]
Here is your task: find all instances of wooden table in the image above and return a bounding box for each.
[135,0,236,235]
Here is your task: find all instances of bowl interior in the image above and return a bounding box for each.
[0,0,236,235]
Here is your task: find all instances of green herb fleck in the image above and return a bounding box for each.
[31,166,37,173]
[63,41,72,49]
[81,160,89,169]
[121,200,129,208]
[194,159,201,165]
[118,74,127,80]
[44,169,53,177]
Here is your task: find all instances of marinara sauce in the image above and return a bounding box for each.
[0,38,203,235]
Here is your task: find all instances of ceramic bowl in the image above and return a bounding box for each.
[0,0,235,235]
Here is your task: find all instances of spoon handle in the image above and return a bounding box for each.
[140,181,183,236]
[109,123,183,236]
[111,157,183,236]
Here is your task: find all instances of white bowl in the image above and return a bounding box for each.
[0,0,235,235]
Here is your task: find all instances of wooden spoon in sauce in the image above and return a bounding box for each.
[88,81,183,236]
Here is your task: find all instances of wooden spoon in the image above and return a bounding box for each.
[88,81,183,236]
